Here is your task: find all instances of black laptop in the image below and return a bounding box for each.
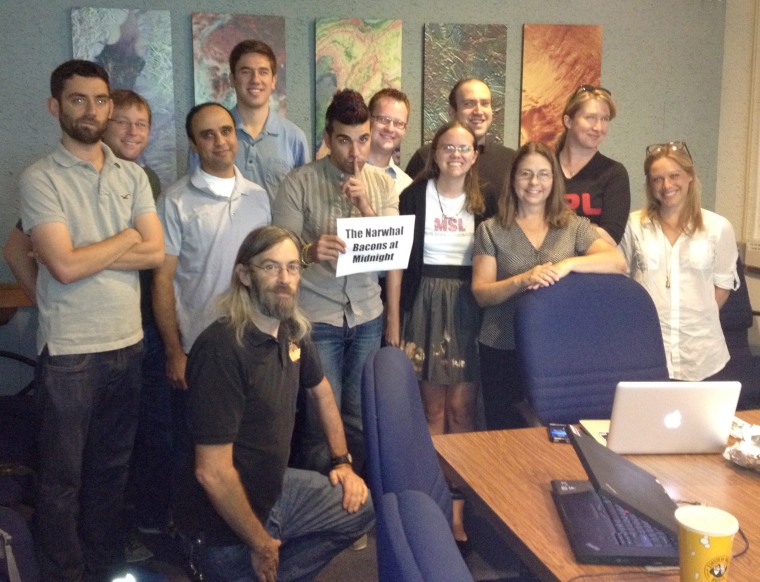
[551,425,679,566]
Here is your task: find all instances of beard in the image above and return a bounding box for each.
[59,113,107,145]
[251,279,297,321]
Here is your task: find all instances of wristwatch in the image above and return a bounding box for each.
[330,453,353,468]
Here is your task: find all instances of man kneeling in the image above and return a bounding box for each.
[176,226,374,581]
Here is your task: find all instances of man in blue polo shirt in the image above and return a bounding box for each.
[188,39,310,203]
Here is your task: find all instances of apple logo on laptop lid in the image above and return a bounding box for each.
[664,410,682,430]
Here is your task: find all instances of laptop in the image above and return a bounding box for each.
[551,425,679,566]
[582,380,741,454]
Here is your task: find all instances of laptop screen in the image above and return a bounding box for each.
[568,425,679,533]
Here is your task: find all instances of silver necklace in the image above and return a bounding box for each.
[435,180,466,219]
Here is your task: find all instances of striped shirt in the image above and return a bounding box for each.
[273,157,399,327]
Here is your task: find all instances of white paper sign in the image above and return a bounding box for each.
[335,215,415,277]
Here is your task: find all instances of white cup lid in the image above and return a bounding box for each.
[675,505,739,537]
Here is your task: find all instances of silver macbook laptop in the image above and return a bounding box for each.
[584,381,741,454]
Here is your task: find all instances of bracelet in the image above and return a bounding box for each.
[301,243,313,267]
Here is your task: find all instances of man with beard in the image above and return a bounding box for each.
[153,102,270,394]
[18,60,165,580]
[405,78,516,215]
[178,225,373,581]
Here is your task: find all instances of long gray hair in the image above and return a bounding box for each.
[216,226,311,344]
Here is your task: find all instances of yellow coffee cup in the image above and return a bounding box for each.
[675,505,738,581]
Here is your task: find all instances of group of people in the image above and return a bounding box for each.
[4,33,740,582]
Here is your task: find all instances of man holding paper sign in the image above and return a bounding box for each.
[273,89,399,476]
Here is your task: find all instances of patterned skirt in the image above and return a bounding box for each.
[400,269,481,384]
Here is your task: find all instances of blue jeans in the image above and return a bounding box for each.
[34,342,143,582]
[196,468,374,582]
[293,316,382,474]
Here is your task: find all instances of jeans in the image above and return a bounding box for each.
[292,316,382,474]
[130,321,174,529]
[34,341,143,582]
[196,468,375,582]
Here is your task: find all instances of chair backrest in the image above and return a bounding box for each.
[361,347,452,522]
[720,256,754,358]
[376,490,474,582]
[514,273,669,425]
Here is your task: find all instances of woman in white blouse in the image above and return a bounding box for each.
[620,141,738,380]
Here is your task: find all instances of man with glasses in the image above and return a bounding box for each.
[104,89,161,195]
[188,39,310,204]
[153,102,270,396]
[273,89,398,477]
[176,226,373,581]
[406,78,516,216]
[367,88,413,194]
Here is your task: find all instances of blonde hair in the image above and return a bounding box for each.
[641,147,703,235]
[556,86,617,153]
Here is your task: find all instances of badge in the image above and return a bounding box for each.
[289,342,301,362]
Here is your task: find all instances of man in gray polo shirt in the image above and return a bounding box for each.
[153,102,270,392]
[273,89,398,475]
[19,60,165,581]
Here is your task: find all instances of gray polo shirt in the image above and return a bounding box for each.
[20,143,156,355]
[158,166,271,352]
[273,157,399,327]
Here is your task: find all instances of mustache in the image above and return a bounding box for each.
[272,283,295,295]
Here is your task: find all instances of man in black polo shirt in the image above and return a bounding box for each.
[406,77,516,216]
[177,225,373,582]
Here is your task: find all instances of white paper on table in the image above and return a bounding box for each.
[335,215,415,277]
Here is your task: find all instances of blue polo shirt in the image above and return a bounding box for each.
[187,106,310,204]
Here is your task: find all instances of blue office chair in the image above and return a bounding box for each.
[361,347,452,521]
[717,257,760,409]
[514,273,669,425]
[376,490,474,582]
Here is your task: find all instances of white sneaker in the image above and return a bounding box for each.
[350,533,368,551]
[125,537,153,563]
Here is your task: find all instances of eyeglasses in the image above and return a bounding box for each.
[438,144,474,154]
[109,118,150,131]
[372,115,407,130]
[517,170,553,183]
[573,84,612,97]
[646,141,692,161]
[252,262,303,277]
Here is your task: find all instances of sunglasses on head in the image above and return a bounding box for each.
[573,84,612,97]
[646,141,692,161]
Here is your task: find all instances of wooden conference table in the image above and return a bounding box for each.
[433,410,760,581]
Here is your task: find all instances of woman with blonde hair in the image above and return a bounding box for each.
[556,85,630,244]
[472,141,627,429]
[620,141,738,380]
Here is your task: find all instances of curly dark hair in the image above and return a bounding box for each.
[325,89,369,135]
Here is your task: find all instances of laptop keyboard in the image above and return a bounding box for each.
[600,495,676,548]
